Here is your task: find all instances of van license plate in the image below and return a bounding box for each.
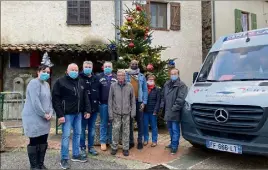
[206,140,242,154]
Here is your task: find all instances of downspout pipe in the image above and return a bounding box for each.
[211,0,216,43]
[115,0,121,43]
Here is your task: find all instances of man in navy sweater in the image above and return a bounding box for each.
[98,61,117,151]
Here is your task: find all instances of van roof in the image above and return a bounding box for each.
[210,28,268,52]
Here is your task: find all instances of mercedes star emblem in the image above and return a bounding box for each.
[214,108,229,123]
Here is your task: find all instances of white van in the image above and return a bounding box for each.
[181,28,268,156]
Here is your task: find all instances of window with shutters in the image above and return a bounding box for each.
[170,3,181,31]
[150,2,168,29]
[67,0,91,25]
[235,9,250,33]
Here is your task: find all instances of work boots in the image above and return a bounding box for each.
[27,145,39,170]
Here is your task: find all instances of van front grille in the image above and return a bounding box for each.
[191,104,265,131]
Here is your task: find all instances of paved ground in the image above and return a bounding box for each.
[1,126,268,169]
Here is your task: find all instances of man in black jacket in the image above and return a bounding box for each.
[79,61,100,157]
[160,68,188,155]
[52,63,91,169]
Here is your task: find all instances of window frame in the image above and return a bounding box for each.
[241,11,250,31]
[66,0,91,26]
[149,1,168,31]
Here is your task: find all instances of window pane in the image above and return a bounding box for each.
[80,0,90,8]
[80,8,90,24]
[67,0,78,7]
[68,8,78,23]
[150,4,157,28]
[157,4,167,28]
[241,13,248,31]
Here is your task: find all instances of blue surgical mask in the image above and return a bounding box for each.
[40,73,50,81]
[83,68,92,75]
[171,75,178,81]
[68,71,78,79]
[104,67,112,75]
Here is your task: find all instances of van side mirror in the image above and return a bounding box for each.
[193,72,199,83]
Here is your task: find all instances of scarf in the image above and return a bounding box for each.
[127,68,140,75]
[148,84,155,94]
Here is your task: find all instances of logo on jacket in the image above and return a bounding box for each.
[214,108,229,123]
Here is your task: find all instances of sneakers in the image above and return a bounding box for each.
[137,143,143,150]
[171,148,178,155]
[111,149,117,155]
[80,148,87,158]
[89,147,98,156]
[60,159,70,170]
[71,155,87,163]
[143,141,148,146]
[101,144,107,151]
[123,150,129,156]
[129,143,135,149]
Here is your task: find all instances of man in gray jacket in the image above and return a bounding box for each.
[160,68,188,154]
[108,69,136,157]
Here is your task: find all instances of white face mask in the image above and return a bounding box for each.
[147,80,155,86]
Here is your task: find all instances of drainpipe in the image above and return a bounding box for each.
[211,0,216,43]
[115,0,121,43]
[120,0,123,27]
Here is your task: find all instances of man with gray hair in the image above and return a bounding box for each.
[79,61,100,157]
[52,63,91,169]
[108,69,136,156]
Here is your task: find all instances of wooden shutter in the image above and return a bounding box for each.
[251,13,257,30]
[170,3,181,31]
[145,0,151,17]
[235,9,242,33]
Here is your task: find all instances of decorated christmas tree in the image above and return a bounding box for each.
[110,3,175,87]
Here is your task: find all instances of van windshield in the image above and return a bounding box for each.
[197,45,268,82]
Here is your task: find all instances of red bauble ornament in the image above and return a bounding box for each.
[136,5,142,11]
[147,64,154,71]
[128,42,135,48]
[127,16,133,22]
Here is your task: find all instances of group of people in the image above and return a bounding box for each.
[22,59,188,170]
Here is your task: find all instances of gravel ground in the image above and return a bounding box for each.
[0,149,129,170]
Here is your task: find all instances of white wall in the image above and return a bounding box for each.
[214,1,268,40]
[123,1,202,86]
[1,1,115,44]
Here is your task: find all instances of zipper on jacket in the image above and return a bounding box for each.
[77,80,80,113]
[73,87,77,96]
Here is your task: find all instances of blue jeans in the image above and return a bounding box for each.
[61,113,82,160]
[167,121,180,149]
[80,112,98,149]
[99,104,112,144]
[130,102,144,144]
[143,113,158,143]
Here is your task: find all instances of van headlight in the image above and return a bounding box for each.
[184,101,191,111]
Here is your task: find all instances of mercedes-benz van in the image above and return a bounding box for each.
[181,28,268,156]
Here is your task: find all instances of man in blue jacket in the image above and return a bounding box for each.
[98,61,117,151]
[79,61,100,157]
[126,60,148,150]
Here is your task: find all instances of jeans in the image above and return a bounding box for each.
[99,104,112,144]
[130,102,144,144]
[61,113,82,160]
[80,112,98,149]
[143,113,158,143]
[167,121,180,149]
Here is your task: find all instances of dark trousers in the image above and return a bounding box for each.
[130,102,144,144]
[29,134,48,146]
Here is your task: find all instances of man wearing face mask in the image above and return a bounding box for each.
[160,68,188,155]
[52,63,91,169]
[79,61,100,157]
[98,61,117,151]
[126,60,148,150]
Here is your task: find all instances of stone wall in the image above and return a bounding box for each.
[201,1,212,61]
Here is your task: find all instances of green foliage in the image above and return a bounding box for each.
[111,3,174,87]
